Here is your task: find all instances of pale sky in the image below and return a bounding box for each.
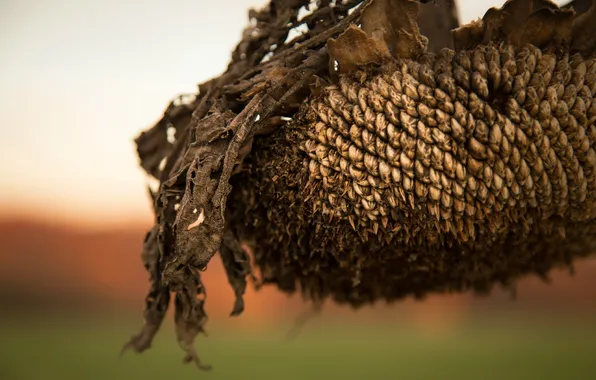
[0,0,559,226]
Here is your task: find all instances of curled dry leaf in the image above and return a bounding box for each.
[327,25,393,74]
[571,1,596,57]
[328,0,429,74]
[452,0,596,55]
[360,0,427,59]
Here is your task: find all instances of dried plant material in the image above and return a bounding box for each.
[126,0,596,370]
[451,19,484,50]
[418,0,459,51]
[571,1,596,57]
[122,226,169,355]
[187,209,205,230]
[454,0,581,50]
[328,0,431,74]
[127,0,378,366]
[360,0,428,59]
[564,0,593,14]
[515,7,575,47]
[328,25,393,73]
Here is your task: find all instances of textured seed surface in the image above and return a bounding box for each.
[228,44,596,305]
[297,47,596,245]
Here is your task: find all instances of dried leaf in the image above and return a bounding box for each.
[360,0,427,59]
[418,0,459,51]
[572,0,596,57]
[564,0,594,14]
[173,277,211,370]
[328,0,430,74]
[464,0,579,50]
[122,226,169,355]
[451,19,484,50]
[516,7,574,48]
[327,24,392,74]
[220,230,255,316]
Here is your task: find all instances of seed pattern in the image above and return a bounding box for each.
[300,44,596,247]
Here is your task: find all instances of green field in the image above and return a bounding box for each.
[1,316,595,380]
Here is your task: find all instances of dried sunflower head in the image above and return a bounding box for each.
[125,0,596,369]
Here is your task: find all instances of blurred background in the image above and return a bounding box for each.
[1,0,595,379]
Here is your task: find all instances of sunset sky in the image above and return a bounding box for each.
[0,0,564,227]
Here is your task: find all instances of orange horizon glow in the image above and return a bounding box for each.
[0,205,153,231]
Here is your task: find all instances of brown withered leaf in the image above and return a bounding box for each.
[220,230,255,316]
[500,0,534,39]
[360,0,427,59]
[501,0,559,35]
[173,276,211,370]
[135,98,194,179]
[480,7,505,43]
[327,24,392,74]
[121,226,170,355]
[451,19,484,50]
[571,0,596,57]
[516,7,574,48]
[455,0,579,50]
[479,0,553,44]
[238,67,291,101]
[564,0,594,14]
[418,0,459,51]
[328,0,431,74]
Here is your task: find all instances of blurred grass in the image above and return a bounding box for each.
[1,315,595,380]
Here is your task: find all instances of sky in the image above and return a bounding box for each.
[0,0,566,227]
